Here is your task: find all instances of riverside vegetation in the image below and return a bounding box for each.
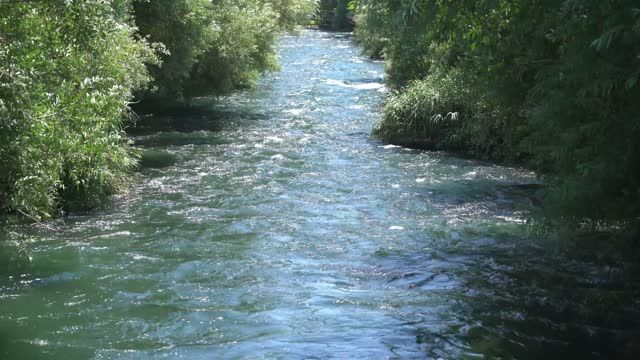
[1,1,639,250]
[0,0,314,219]
[353,0,640,245]
[1,5,639,358]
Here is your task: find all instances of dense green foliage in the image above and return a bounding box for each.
[0,0,315,218]
[371,66,514,159]
[362,1,640,228]
[0,0,157,218]
[134,0,316,99]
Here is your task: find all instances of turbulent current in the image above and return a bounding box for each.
[1,31,638,359]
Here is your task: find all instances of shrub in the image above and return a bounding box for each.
[0,0,158,218]
[373,66,515,161]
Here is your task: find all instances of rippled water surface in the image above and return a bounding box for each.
[1,31,638,359]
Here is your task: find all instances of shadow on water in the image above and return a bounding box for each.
[0,224,31,277]
[417,180,540,206]
[0,228,91,360]
[360,148,640,358]
[129,95,273,137]
[129,95,277,169]
[0,328,41,360]
[133,131,231,148]
[0,325,94,360]
[457,253,640,359]
[378,230,640,359]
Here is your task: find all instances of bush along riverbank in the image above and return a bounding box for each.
[0,0,315,220]
[359,0,640,245]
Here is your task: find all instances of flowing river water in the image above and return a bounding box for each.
[1,31,638,359]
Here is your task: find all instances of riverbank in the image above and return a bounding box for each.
[360,1,640,244]
[0,0,315,220]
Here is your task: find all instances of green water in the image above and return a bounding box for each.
[1,31,638,359]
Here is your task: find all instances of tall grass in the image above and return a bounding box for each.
[373,67,513,161]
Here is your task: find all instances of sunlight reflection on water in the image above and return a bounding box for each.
[1,30,637,360]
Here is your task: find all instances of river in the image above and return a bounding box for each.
[0,30,637,359]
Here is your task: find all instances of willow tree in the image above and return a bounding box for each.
[0,0,157,218]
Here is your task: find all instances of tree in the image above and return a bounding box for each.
[134,0,316,99]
